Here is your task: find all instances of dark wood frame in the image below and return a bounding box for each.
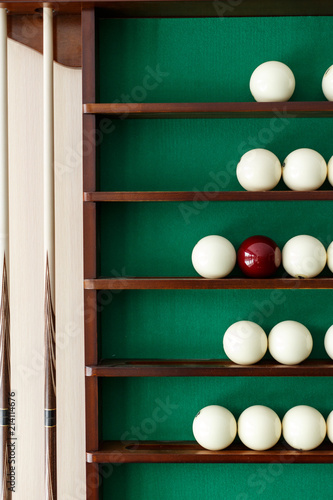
[84,191,333,202]
[84,277,333,290]
[84,101,333,118]
[82,4,333,499]
[6,0,333,16]
[86,359,333,377]
[87,441,333,464]
[82,7,100,500]
[7,13,81,67]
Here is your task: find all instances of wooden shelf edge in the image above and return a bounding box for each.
[84,277,333,290]
[87,440,333,464]
[85,359,333,377]
[84,191,333,202]
[83,101,333,118]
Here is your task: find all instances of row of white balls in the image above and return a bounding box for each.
[223,320,333,365]
[237,148,331,192]
[192,234,330,279]
[250,61,333,102]
[193,404,331,452]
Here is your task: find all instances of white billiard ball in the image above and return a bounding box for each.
[268,320,313,365]
[327,411,333,444]
[192,235,236,279]
[250,61,295,102]
[238,405,281,451]
[282,235,327,278]
[193,405,237,451]
[328,242,333,273]
[282,405,326,451]
[328,156,333,186]
[236,149,282,191]
[322,65,333,101]
[223,321,267,365]
[324,325,333,360]
[282,149,327,191]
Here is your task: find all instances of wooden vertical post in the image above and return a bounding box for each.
[82,7,100,500]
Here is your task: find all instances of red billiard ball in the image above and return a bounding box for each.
[237,236,282,278]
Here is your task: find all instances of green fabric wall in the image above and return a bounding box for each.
[98,118,333,192]
[101,463,333,500]
[100,290,333,360]
[97,15,333,500]
[101,377,333,442]
[99,201,333,277]
[98,17,333,103]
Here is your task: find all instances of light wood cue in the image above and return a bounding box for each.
[43,7,56,500]
[0,7,10,500]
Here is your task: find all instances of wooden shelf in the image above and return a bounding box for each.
[87,440,333,464]
[86,359,333,377]
[81,7,333,496]
[84,277,333,290]
[83,102,333,119]
[84,191,333,202]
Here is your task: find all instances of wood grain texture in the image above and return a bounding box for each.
[54,60,85,500]
[87,440,333,464]
[8,39,84,499]
[8,38,44,500]
[84,277,333,290]
[86,359,333,377]
[83,101,333,118]
[4,0,333,17]
[84,191,333,202]
[0,258,11,500]
[44,255,56,500]
[82,8,100,500]
[8,14,81,67]
[4,3,82,15]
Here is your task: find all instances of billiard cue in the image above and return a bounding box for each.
[43,7,57,500]
[0,7,10,500]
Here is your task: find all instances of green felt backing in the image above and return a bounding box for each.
[97,118,333,192]
[100,376,333,498]
[101,377,333,441]
[99,200,333,276]
[101,463,333,500]
[100,290,333,360]
[97,15,333,500]
[100,377,333,498]
[98,17,333,103]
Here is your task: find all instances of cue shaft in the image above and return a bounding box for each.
[0,7,11,500]
[0,7,8,263]
[43,5,55,292]
[43,7,56,500]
